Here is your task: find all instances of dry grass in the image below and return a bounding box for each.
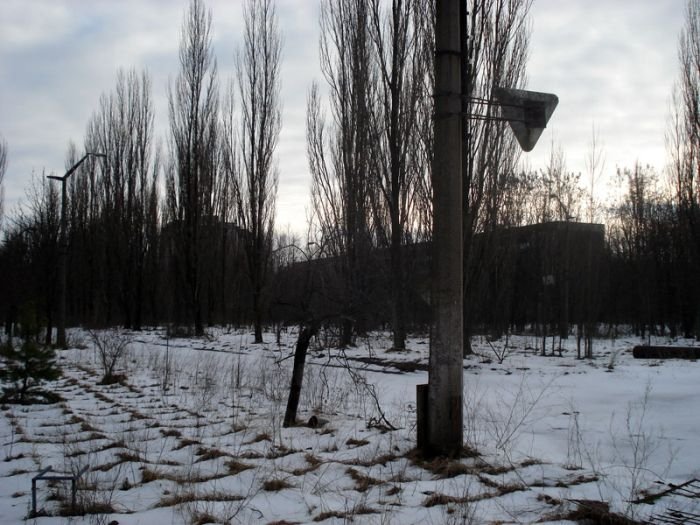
[140,467,162,483]
[173,438,200,450]
[423,458,473,479]
[79,421,97,432]
[225,459,254,475]
[343,452,397,468]
[313,510,346,522]
[58,499,115,517]
[248,432,271,444]
[313,505,378,522]
[262,478,294,491]
[95,439,127,452]
[266,446,299,459]
[304,453,322,467]
[141,466,228,485]
[195,447,230,462]
[423,492,466,507]
[160,428,182,438]
[346,467,383,492]
[477,473,524,493]
[538,500,643,525]
[346,437,370,447]
[407,445,480,479]
[385,485,401,496]
[239,450,264,459]
[191,510,218,525]
[156,490,244,508]
[96,450,152,472]
[291,453,324,475]
[117,450,144,463]
[555,473,600,487]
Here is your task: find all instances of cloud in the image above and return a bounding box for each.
[527,0,684,179]
[0,0,687,230]
[0,0,320,223]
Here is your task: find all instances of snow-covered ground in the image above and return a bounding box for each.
[1,328,699,524]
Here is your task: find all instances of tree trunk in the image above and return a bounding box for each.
[390,233,406,351]
[283,322,319,427]
[253,291,263,343]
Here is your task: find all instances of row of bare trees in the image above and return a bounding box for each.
[0,0,280,340]
[302,0,700,346]
[163,0,280,339]
[306,0,534,350]
[579,0,700,339]
[307,0,429,349]
[1,0,699,344]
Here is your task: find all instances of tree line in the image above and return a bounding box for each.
[1,0,699,348]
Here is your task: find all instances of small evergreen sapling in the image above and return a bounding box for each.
[0,304,60,403]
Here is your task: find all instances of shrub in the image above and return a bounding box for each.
[89,329,131,384]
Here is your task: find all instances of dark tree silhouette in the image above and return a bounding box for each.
[235,0,282,344]
[84,69,158,329]
[307,0,376,346]
[166,0,220,336]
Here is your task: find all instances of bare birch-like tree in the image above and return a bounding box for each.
[235,0,281,344]
[166,0,220,336]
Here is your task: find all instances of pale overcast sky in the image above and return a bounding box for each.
[0,0,687,232]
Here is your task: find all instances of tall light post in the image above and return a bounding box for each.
[418,0,557,457]
[47,152,106,348]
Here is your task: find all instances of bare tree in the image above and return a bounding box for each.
[308,0,376,346]
[576,126,605,356]
[669,0,700,338]
[536,142,583,223]
[412,2,436,244]
[235,0,282,344]
[367,0,426,350]
[585,125,605,223]
[217,81,244,325]
[166,0,220,336]
[84,68,157,330]
[461,0,532,354]
[611,164,662,338]
[11,175,61,345]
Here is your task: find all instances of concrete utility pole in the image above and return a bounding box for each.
[417,0,556,458]
[424,0,463,457]
[47,152,106,349]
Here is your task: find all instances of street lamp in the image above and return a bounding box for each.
[47,152,106,348]
[419,0,557,457]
